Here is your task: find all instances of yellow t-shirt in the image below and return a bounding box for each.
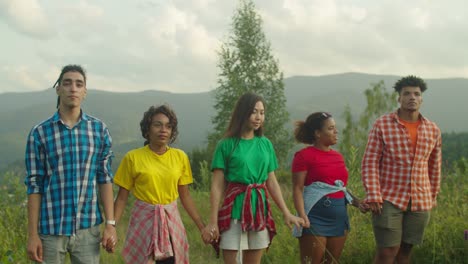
[114,145,193,204]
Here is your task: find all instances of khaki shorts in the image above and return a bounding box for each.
[38,225,101,264]
[219,220,270,250]
[372,200,430,248]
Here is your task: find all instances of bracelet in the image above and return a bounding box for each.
[106,220,116,226]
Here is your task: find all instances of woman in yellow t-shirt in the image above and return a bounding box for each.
[113,105,205,264]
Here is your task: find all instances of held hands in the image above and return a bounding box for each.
[352,198,371,213]
[101,224,117,253]
[367,202,383,215]
[357,201,371,213]
[202,223,219,244]
[283,212,306,229]
[299,213,310,229]
[350,195,371,214]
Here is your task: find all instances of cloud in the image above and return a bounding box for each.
[73,1,223,92]
[0,0,467,94]
[53,1,110,43]
[257,0,468,79]
[145,4,219,60]
[0,0,54,39]
[0,65,49,91]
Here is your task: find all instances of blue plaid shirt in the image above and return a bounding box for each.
[25,111,113,235]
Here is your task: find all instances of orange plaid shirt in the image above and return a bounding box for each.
[361,111,442,211]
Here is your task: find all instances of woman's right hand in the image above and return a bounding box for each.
[299,213,310,228]
[358,201,370,213]
[202,223,219,244]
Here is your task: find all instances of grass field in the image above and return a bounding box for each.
[1,167,466,263]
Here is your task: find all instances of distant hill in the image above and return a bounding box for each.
[0,89,215,171]
[284,73,467,132]
[1,72,467,170]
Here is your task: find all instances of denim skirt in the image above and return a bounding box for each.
[302,196,350,237]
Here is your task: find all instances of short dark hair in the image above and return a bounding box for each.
[393,75,427,94]
[225,92,265,138]
[54,64,87,108]
[294,112,332,144]
[140,104,179,145]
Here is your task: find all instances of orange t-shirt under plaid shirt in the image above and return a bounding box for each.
[361,111,442,211]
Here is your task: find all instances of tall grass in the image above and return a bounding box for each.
[1,158,466,263]
[0,174,27,263]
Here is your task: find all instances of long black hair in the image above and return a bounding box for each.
[224,92,265,138]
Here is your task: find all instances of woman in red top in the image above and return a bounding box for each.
[292,112,365,264]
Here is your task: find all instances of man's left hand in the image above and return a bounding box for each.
[101,224,117,253]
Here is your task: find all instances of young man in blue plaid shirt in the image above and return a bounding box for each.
[25,65,117,263]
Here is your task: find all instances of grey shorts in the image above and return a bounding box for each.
[219,220,270,250]
[372,200,430,248]
[38,225,101,264]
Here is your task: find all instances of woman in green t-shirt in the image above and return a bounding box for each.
[202,92,304,264]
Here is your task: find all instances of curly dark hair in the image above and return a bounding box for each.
[393,75,427,94]
[225,92,265,138]
[53,64,87,108]
[140,104,178,145]
[294,112,332,144]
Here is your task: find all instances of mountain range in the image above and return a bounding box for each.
[1,72,466,171]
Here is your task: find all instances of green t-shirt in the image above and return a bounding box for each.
[211,136,278,219]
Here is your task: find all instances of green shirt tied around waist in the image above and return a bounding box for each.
[211,136,278,220]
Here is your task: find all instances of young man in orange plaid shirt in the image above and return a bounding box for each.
[361,75,442,264]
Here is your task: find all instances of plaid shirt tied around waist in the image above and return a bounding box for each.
[361,111,442,211]
[123,200,189,264]
[214,182,276,257]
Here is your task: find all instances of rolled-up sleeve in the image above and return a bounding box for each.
[97,126,114,184]
[25,128,45,194]
[428,127,442,204]
[361,123,383,203]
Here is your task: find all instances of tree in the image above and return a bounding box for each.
[208,0,292,166]
[441,132,468,170]
[339,81,397,167]
[188,147,212,190]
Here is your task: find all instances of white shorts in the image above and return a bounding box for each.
[219,220,270,250]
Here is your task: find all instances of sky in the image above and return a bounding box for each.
[1,0,467,94]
